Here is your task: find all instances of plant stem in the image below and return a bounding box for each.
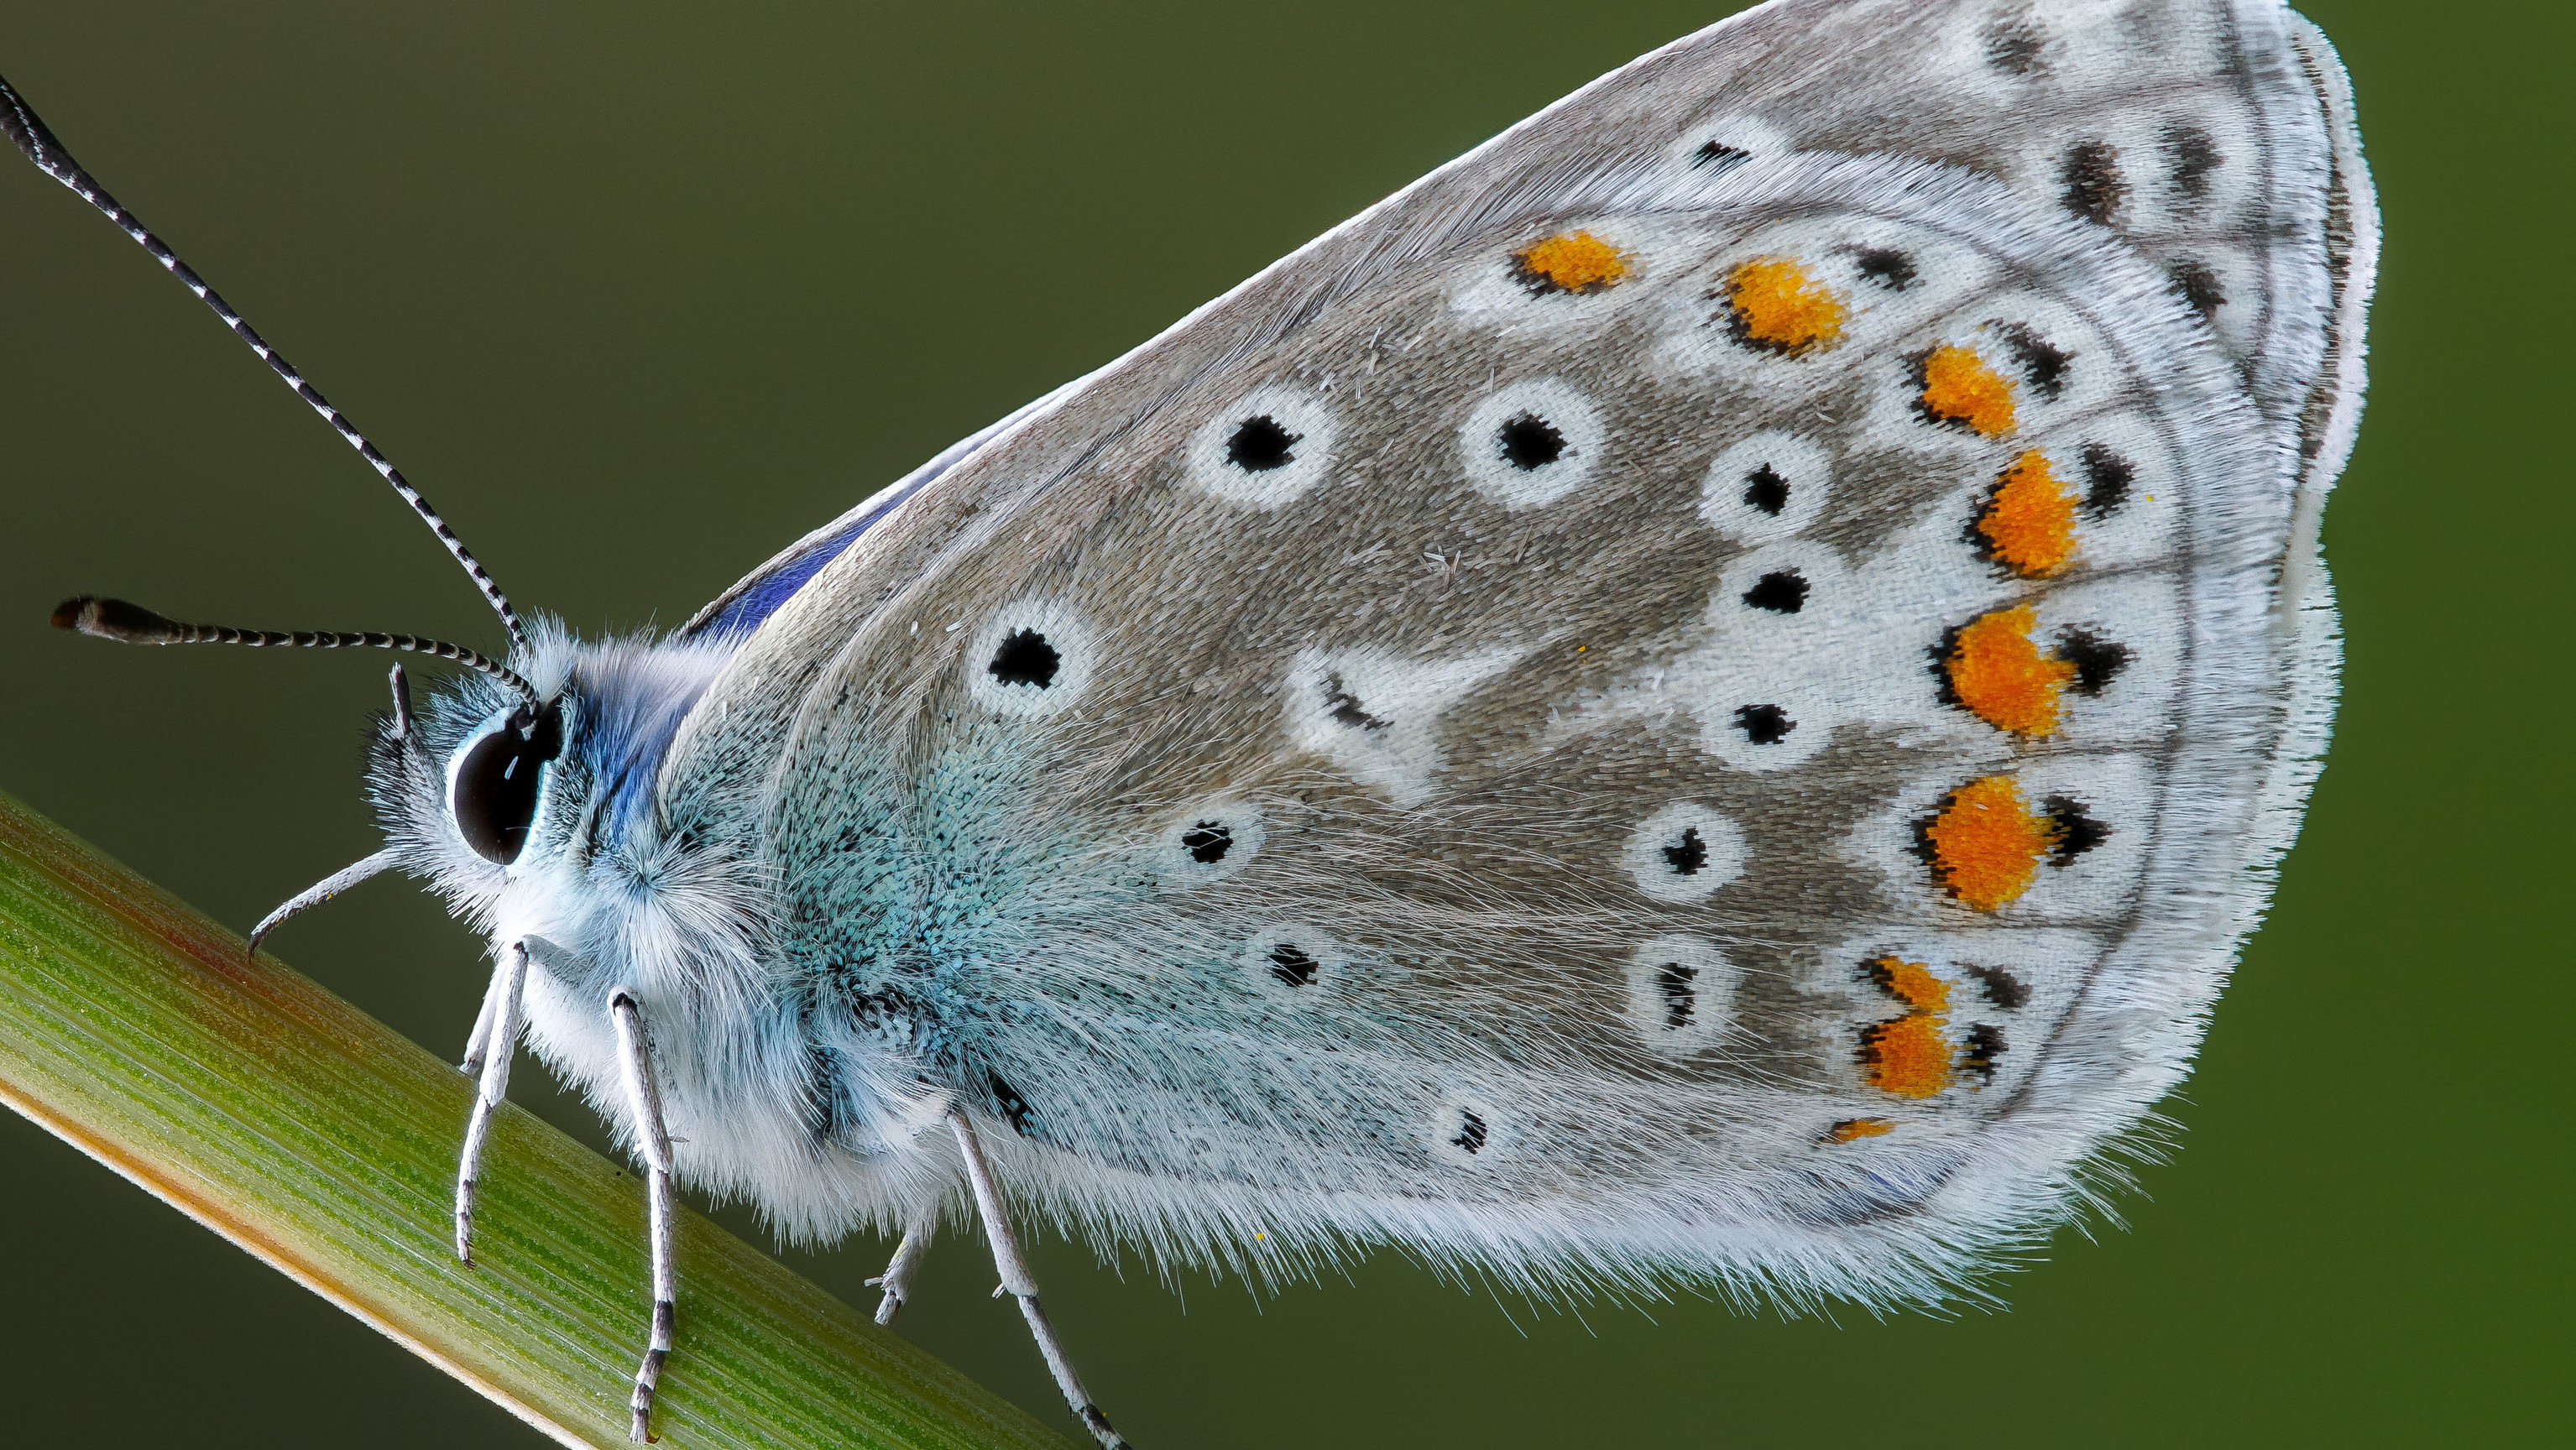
[0,790,1065,1450]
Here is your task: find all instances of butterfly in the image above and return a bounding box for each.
[9,0,2375,1443]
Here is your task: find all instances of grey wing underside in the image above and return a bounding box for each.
[658,0,2371,1301]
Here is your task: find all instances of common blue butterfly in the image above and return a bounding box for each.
[9,0,2375,1442]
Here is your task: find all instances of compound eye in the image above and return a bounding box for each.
[450,707,561,865]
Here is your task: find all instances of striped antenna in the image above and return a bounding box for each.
[52,597,540,711]
[0,70,525,647]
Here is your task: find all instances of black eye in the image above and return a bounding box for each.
[452,707,562,865]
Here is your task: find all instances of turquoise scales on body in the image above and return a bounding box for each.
[19,0,2373,1445]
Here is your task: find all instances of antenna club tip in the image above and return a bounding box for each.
[51,596,181,643]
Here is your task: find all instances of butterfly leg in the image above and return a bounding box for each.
[452,940,527,1265]
[868,1216,933,1326]
[457,951,508,1080]
[245,846,398,961]
[947,1107,1131,1450]
[611,989,677,1444]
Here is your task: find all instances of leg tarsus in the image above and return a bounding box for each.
[869,1221,932,1327]
[1018,1292,1131,1449]
[947,1107,1131,1449]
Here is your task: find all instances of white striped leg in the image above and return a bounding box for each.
[947,1108,1131,1450]
[453,941,528,1265]
[867,1213,935,1327]
[611,990,677,1444]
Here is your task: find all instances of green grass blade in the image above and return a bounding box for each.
[0,790,1067,1450]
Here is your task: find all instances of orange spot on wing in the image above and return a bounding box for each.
[1512,230,1630,295]
[1858,956,1962,1098]
[1826,1118,1894,1143]
[1978,451,2081,577]
[1724,257,1846,355]
[1862,1012,1954,1098]
[1918,343,2016,436]
[1921,775,2052,910]
[1945,604,2077,735]
[1866,955,1951,1014]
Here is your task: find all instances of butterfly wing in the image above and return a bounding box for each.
[659,0,2370,1301]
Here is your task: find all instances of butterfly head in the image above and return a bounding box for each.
[50,594,742,958]
[365,622,739,939]
[368,628,573,910]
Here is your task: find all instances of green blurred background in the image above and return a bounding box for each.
[0,1,2564,1444]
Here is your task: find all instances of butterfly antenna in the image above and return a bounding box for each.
[52,596,541,711]
[0,70,526,647]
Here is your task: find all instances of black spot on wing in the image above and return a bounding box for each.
[1225,415,1299,472]
[1743,569,1809,613]
[987,629,1061,688]
[2054,629,2133,696]
[1658,961,1697,1029]
[1996,323,2072,400]
[1323,674,1390,732]
[2044,795,2108,863]
[1964,964,2032,1009]
[987,1072,1036,1136]
[1450,1108,1488,1155]
[1268,943,1318,988]
[1961,1023,2007,1081]
[1852,247,1919,290]
[1733,702,1795,745]
[1984,13,2046,75]
[2168,258,2226,322]
[1498,411,1567,470]
[2164,122,2222,200]
[1742,463,1791,516]
[2078,442,2134,516]
[1693,140,1749,171]
[1663,827,1711,876]
[2060,140,2127,226]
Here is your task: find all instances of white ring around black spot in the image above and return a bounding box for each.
[1459,378,1604,509]
[964,600,1095,717]
[1701,430,1832,542]
[1158,801,1266,884]
[1184,384,1340,509]
[1622,801,1748,902]
[1622,934,1741,1056]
